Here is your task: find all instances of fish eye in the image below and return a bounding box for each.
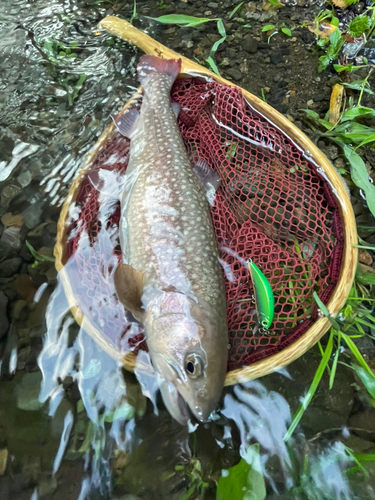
[184,353,204,379]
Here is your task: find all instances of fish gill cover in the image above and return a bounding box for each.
[64,78,343,371]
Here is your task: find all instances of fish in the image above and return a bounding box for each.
[113,55,228,425]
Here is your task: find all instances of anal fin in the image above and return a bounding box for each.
[193,159,221,207]
[171,101,181,118]
[114,262,145,322]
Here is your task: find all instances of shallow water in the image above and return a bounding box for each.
[1,1,375,499]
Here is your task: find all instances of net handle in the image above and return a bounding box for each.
[98,16,217,76]
[94,16,358,385]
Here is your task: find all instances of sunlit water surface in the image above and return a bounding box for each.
[0,1,374,499]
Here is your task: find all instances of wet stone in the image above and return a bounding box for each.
[349,409,375,433]
[1,226,22,250]
[352,201,364,216]
[11,299,28,321]
[313,92,326,102]
[17,346,31,371]
[270,51,283,65]
[15,370,44,411]
[225,68,243,81]
[0,257,22,277]
[44,267,57,285]
[16,170,32,188]
[358,249,373,266]
[0,291,9,339]
[22,200,44,230]
[1,213,24,228]
[14,274,35,301]
[0,184,22,209]
[242,36,258,54]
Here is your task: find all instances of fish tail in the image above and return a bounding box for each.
[137,56,181,88]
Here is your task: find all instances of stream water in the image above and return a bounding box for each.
[1,1,375,499]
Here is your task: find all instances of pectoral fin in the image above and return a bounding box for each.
[114,262,145,322]
[193,159,221,207]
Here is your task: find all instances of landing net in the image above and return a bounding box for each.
[64,78,343,371]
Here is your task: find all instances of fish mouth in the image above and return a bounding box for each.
[159,380,195,426]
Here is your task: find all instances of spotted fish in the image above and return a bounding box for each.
[113,55,228,424]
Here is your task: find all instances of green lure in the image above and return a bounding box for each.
[248,259,275,329]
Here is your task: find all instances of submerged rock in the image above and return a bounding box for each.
[0,184,22,209]
[22,200,44,230]
[15,371,44,411]
[17,170,32,188]
[1,213,24,228]
[0,291,9,339]
[0,226,22,250]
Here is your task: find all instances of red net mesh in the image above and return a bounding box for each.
[64,78,343,371]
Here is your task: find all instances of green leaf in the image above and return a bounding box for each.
[318,55,330,73]
[284,330,334,441]
[268,0,283,4]
[342,145,375,218]
[206,56,220,76]
[281,27,292,36]
[229,1,244,19]
[329,27,342,49]
[333,64,350,73]
[348,15,371,38]
[302,109,319,119]
[217,18,226,39]
[318,118,334,130]
[216,444,266,500]
[351,364,375,399]
[342,81,374,95]
[342,332,375,377]
[331,16,339,27]
[262,24,276,32]
[148,14,217,27]
[313,292,340,330]
[356,133,375,149]
[130,0,137,24]
[329,331,341,389]
[341,106,375,122]
[26,240,55,263]
[353,453,375,464]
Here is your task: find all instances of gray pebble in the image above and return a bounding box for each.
[0,257,22,277]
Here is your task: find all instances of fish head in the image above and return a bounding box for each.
[142,288,228,425]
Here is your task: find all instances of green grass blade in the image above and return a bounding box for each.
[351,364,375,398]
[130,0,137,24]
[329,331,341,389]
[206,56,220,76]
[355,133,375,149]
[217,18,226,39]
[229,1,244,19]
[284,331,333,441]
[313,292,341,330]
[147,14,217,27]
[341,332,375,377]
